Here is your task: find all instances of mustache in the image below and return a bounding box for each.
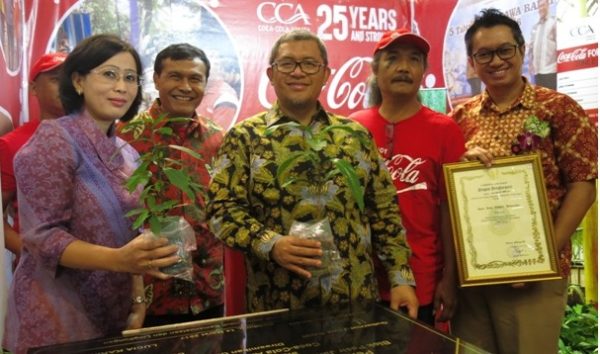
[392,74,413,83]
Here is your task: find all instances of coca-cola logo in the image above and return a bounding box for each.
[326,56,371,110]
[256,2,310,25]
[557,47,598,64]
[385,154,426,185]
[258,56,372,111]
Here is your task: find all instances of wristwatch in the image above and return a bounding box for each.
[132,295,146,305]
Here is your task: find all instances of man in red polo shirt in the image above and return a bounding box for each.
[0,52,66,260]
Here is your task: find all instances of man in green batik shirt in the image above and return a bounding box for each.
[207,29,418,314]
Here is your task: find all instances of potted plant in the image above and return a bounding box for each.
[559,298,598,354]
[120,114,205,281]
[264,121,369,277]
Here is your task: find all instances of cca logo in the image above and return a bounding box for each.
[256,2,310,25]
[570,24,594,36]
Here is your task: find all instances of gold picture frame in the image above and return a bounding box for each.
[443,154,561,287]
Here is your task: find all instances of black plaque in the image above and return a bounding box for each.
[29,303,485,353]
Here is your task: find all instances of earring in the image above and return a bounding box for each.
[75,87,82,95]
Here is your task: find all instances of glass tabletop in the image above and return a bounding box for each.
[29,303,487,353]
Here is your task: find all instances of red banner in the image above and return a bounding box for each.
[0,0,412,132]
[3,1,595,129]
[557,43,599,73]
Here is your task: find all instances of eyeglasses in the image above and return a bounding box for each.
[90,67,142,86]
[272,60,324,74]
[472,44,518,64]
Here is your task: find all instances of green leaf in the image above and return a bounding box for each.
[148,215,162,235]
[332,158,364,212]
[163,167,187,184]
[125,207,146,217]
[157,126,173,136]
[168,144,203,160]
[131,210,150,230]
[281,177,298,189]
[276,151,307,184]
[151,114,167,125]
[144,195,155,209]
[125,169,151,192]
[150,200,178,213]
[164,168,196,200]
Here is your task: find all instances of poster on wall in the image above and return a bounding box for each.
[441,0,559,108]
[556,0,598,124]
[413,0,597,122]
[2,1,596,131]
[0,0,411,131]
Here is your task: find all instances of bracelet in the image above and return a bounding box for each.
[132,295,146,305]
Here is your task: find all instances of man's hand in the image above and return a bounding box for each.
[390,285,419,319]
[271,236,322,278]
[433,275,457,322]
[461,147,494,167]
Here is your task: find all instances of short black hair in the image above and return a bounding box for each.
[153,43,211,79]
[269,29,329,66]
[464,8,525,56]
[60,34,143,122]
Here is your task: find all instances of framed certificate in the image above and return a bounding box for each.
[443,154,561,287]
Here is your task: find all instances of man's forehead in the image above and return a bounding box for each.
[277,40,321,56]
[159,58,206,73]
[472,25,514,46]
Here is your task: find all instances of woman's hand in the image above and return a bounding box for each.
[125,302,146,329]
[114,232,180,278]
[127,274,147,329]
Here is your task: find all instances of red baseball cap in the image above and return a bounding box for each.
[374,28,430,55]
[29,52,67,81]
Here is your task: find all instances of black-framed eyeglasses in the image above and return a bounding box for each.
[272,60,324,74]
[472,44,518,64]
